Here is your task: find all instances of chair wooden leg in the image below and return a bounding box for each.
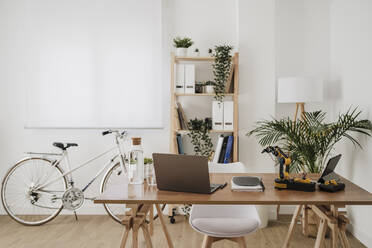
[235,237,247,248]
[202,235,214,248]
[149,205,154,236]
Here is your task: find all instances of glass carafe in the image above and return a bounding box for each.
[128,137,144,184]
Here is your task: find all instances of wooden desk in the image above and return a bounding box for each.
[94,173,372,248]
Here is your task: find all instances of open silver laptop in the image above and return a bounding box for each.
[152,153,223,194]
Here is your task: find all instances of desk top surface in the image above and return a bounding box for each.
[94,173,372,205]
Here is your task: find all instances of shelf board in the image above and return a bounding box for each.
[175,129,234,134]
[175,56,215,62]
[175,93,234,96]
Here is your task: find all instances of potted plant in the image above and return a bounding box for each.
[208,48,213,57]
[173,36,193,57]
[247,108,372,173]
[204,81,215,94]
[212,45,233,101]
[193,48,200,57]
[187,118,214,159]
[195,81,204,94]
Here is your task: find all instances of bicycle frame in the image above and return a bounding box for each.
[34,135,127,193]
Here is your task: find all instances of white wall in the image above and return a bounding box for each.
[239,0,276,172]
[0,0,171,214]
[330,0,372,246]
[275,0,330,119]
[1,0,279,215]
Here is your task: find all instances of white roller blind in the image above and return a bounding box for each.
[24,0,162,128]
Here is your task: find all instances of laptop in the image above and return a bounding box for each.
[152,153,224,194]
[318,154,342,183]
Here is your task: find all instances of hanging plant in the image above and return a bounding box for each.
[187,118,214,158]
[212,45,233,101]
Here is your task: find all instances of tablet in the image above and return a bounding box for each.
[318,154,342,183]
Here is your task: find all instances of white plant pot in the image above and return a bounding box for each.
[193,51,200,57]
[176,48,188,57]
[205,85,214,94]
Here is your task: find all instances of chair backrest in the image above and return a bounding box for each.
[208,162,247,173]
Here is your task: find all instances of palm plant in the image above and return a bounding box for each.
[247,108,372,173]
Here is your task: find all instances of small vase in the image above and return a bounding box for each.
[176,48,188,57]
[205,85,214,94]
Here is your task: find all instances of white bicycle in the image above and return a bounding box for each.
[1,130,132,226]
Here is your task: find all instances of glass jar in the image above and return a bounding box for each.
[128,137,144,184]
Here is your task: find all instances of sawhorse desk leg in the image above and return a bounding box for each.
[120,204,153,248]
[282,204,350,248]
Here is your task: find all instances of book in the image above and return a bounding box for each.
[176,134,184,154]
[177,102,189,130]
[223,136,234,163]
[174,107,181,130]
[225,63,234,93]
[218,136,229,163]
[231,176,264,192]
[213,135,224,163]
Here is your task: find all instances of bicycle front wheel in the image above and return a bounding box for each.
[101,162,130,223]
[1,157,67,225]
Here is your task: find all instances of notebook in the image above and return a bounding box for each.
[231,176,265,192]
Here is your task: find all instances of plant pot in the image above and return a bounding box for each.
[205,85,214,94]
[176,48,188,57]
[195,84,204,93]
[193,51,200,57]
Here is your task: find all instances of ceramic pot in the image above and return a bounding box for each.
[176,48,187,57]
[205,85,214,94]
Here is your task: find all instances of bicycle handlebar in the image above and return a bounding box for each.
[102,130,111,136]
[102,130,127,137]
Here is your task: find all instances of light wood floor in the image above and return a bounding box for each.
[0,215,365,248]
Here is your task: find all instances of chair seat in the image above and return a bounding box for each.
[191,217,260,238]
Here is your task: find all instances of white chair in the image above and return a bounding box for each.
[189,162,261,248]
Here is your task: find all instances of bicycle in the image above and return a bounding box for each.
[1,129,134,226]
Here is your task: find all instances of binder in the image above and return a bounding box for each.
[223,101,234,130]
[218,136,229,163]
[176,134,184,154]
[175,64,185,94]
[223,136,234,163]
[212,101,224,130]
[184,64,195,94]
[213,135,224,163]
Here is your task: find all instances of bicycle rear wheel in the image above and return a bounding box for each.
[1,157,67,225]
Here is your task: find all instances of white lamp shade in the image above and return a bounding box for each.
[277,77,323,103]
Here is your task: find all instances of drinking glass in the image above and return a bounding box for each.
[145,163,157,186]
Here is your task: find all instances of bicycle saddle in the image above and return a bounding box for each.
[53,142,78,150]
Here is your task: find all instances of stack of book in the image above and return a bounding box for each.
[175,102,189,130]
[212,135,233,164]
[230,176,264,192]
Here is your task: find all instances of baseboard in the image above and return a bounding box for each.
[348,224,372,247]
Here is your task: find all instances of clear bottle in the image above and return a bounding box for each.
[129,137,144,184]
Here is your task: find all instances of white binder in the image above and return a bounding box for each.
[223,101,234,130]
[212,101,224,130]
[175,64,185,94]
[184,64,195,94]
[213,135,224,163]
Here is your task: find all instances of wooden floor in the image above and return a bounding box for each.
[0,215,365,248]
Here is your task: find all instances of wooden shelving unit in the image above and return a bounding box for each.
[169,52,239,162]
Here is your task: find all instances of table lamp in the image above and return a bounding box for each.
[277,77,323,120]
